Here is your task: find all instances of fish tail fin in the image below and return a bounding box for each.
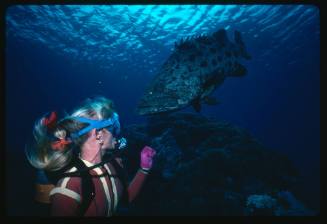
[234,30,251,60]
[229,62,247,77]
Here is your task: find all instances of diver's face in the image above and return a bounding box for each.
[99,128,117,151]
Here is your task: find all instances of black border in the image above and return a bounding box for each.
[1,0,323,223]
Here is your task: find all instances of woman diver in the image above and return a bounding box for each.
[25,96,156,216]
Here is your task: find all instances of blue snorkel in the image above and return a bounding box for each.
[69,112,127,150]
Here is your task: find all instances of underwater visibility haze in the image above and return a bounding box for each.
[5,5,320,215]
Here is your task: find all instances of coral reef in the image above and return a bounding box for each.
[120,112,315,216]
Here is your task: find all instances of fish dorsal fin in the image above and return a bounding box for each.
[234,30,243,45]
[213,29,229,45]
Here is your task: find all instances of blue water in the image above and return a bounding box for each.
[5,5,320,215]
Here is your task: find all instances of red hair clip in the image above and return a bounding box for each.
[42,111,57,131]
[51,138,72,151]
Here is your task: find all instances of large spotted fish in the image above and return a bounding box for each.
[136,29,251,115]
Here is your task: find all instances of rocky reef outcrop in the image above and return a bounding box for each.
[119,112,315,216]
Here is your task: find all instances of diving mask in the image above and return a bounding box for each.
[69,112,121,139]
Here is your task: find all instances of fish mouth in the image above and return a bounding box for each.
[136,93,183,115]
[136,104,181,115]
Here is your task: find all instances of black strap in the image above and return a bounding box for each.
[58,150,122,177]
[73,158,95,216]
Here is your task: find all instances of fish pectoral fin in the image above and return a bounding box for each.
[203,96,219,105]
[192,99,201,113]
[230,63,247,77]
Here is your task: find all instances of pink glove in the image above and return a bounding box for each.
[140,146,156,170]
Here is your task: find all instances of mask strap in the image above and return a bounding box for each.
[69,115,118,139]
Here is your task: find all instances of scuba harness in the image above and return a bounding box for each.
[38,145,129,216]
[37,112,128,215]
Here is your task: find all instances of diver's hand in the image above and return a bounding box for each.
[140,146,156,171]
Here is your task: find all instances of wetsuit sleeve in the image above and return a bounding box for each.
[113,157,148,203]
[127,169,148,203]
[50,177,82,216]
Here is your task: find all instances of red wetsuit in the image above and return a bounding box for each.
[49,158,147,216]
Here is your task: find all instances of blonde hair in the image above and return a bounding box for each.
[25,96,116,171]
